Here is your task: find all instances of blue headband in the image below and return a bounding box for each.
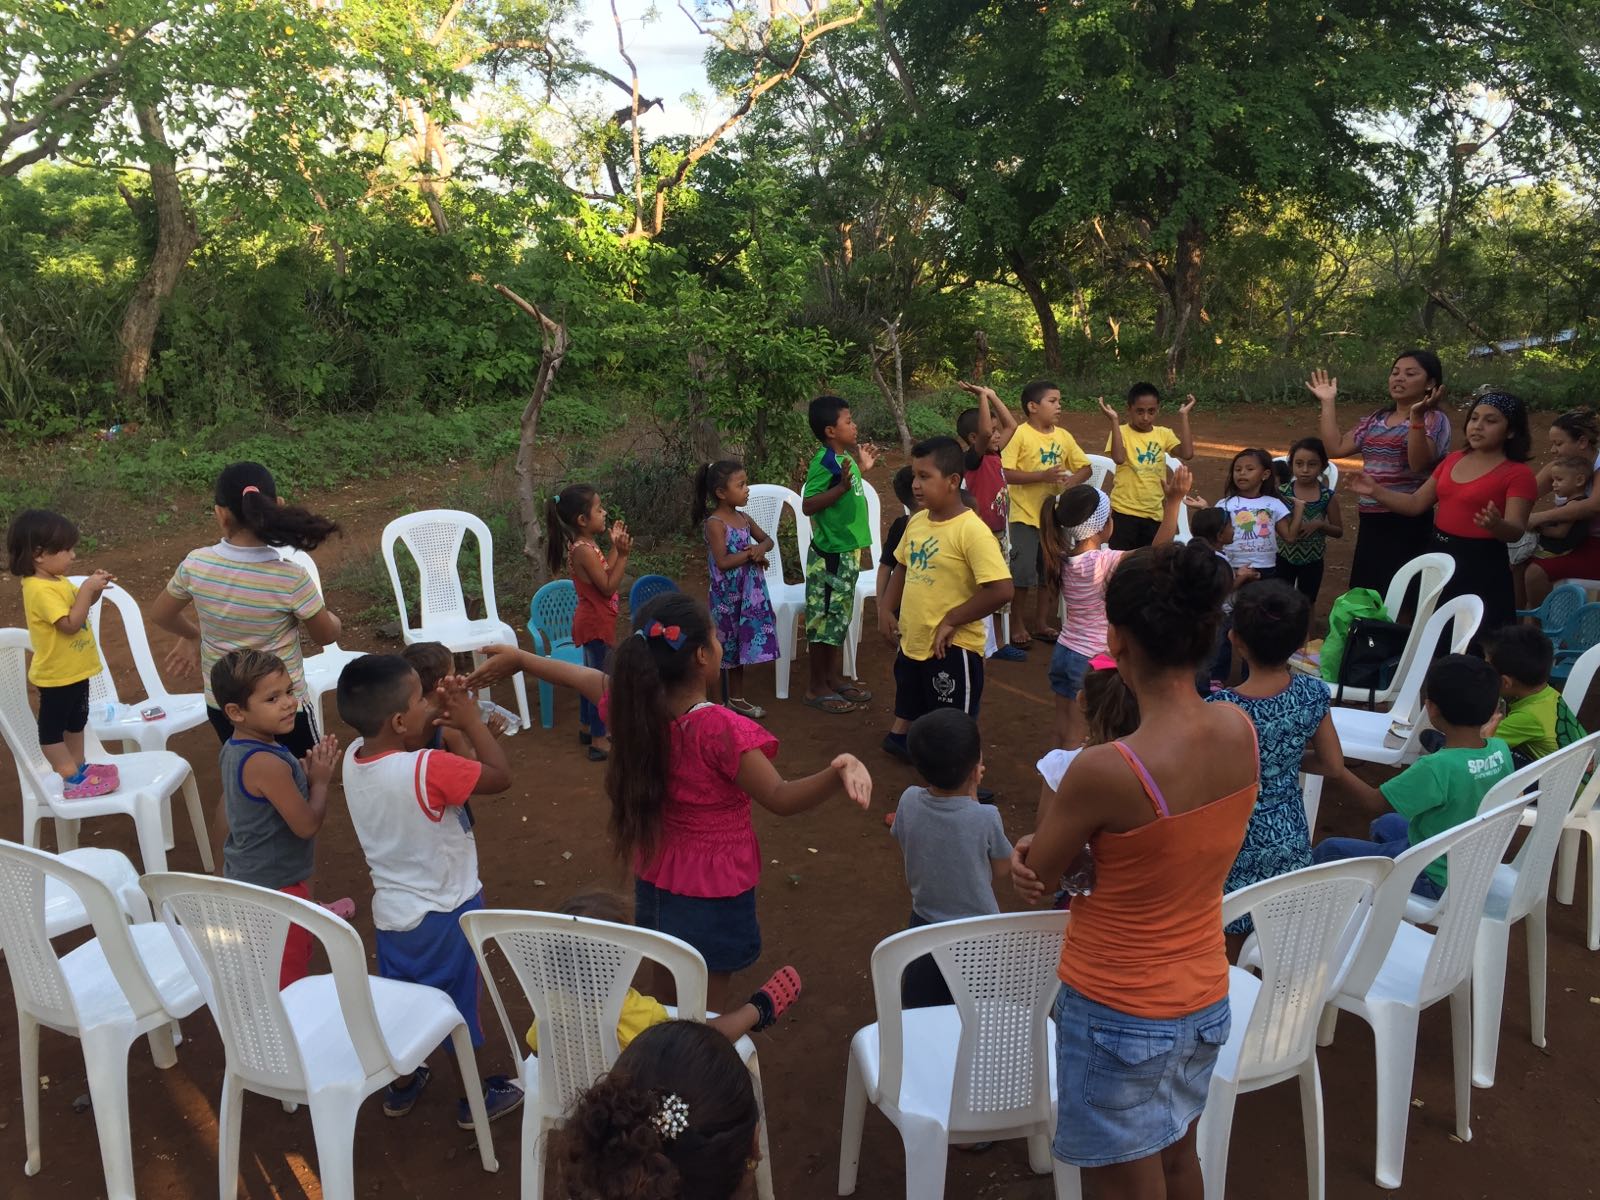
[1476,392,1523,420]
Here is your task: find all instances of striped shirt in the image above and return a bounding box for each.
[1351,408,1450,512]
[167,542,323,704]
[1057,547,1126,656]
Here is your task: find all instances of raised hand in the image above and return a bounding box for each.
[466,644,522,690]
[857,442,878,472]
[1179,393,1198,416]
[1096,395,1120,422]
[1163,463,1193,501]
[302,735,340,787]
[435,675,481,729]
[832,753,872,809]
[957,380,998,403]
[1411,383,1446,420]
[1305,369,1338,406]
[1183,493,1209,510]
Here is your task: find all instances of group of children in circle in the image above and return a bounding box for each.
[6,354,1597,1195]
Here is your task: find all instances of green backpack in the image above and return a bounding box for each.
[1320,587,1390,683]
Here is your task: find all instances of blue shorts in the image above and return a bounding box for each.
[1048,644,1093,700]
[375,890,486,1047]
[634,878,760,974]
[1052,984,1230,1167]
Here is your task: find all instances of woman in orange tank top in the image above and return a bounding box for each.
[1013,536,1258,1198]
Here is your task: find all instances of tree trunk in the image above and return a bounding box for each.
[115,104,199,407]
[1007,248,1063,373]
[973,329,988,381]
[494,284,571,584]
[870,315,913,456]
[685,346,722,464]
[1163,221,1204,386]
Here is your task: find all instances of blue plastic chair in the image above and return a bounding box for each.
[527,580,584,729]
[629,574,678,617]
[1518,582,1586,643]
[1553,603,1600,685]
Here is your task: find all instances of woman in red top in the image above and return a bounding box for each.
[1013,541,1256,1196]
[1351,393,1536,636]
[546,484,631,761]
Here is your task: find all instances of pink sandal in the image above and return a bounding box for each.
[321,897,357,920]
[750,965,802,1032]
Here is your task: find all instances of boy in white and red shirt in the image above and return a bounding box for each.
[337,654,521,1125]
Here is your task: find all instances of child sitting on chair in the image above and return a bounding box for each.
[524,890,800,1055]
[1484,624,1585,767]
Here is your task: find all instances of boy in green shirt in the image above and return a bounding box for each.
[1485,624,1585,766]
[1312,655,1514,899]
[801,394,877,713]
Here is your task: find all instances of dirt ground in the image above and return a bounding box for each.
[1,401,1598,1199]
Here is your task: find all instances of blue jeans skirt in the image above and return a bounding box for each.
[634,878,760,974]
[1052,984,1230,1167]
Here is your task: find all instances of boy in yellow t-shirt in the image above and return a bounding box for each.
[1104,382,1197,550]
[879,437,1014,759]
[524,891,801,1054]
[999,381,1090,644]
[5,509,119,798]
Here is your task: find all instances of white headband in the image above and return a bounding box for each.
[1064,491,1112,544]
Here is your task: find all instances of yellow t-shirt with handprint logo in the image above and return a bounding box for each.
[894,509,1011,660]
[1105,425,1181,521]
[21,576,101,687]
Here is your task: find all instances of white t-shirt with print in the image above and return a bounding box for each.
[1219,494,1291,571]
[343,743,482,932]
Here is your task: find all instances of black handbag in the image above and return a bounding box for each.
[1333,618,1409,700]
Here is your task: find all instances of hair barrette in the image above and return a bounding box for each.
[241,485,261,496]
[653,1093,689,1141]
[638,620,686,650]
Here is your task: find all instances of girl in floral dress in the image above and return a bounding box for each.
[694,460,779,718]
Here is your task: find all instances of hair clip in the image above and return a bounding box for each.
[653,1093,689,1141]
[642,620,687,650]
[553,492,561,502]
[241,485,261,495]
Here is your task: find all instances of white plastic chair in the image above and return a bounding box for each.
[276,548,364,730]
[741,484,811,700]
[71,580,207,753]
[1168,454,1192,543]
[843,479,883,680]
[381,509,531,732]
[461,909,775,1200]
[142,872,499,1199]
[1449,734,1596,1087]
[1323,552,1455,706]
[1198,858,1389,1200]
[1085,454,1115,491]
[1329,594,1482,768]
[41,847,152,936]
[1272,454,1340,494]
[0,629,212,874]
[1318,797,1529,1188]
[838,910,1079,1200]
[1542,643,1600,949]
[1300,772,1325,833]
[0,840,202,1200]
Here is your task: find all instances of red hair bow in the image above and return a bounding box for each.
[645,621,686,650]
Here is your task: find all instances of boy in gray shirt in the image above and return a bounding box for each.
[893,707,1012,1008]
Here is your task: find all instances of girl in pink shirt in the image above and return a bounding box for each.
[470,592,870,1012]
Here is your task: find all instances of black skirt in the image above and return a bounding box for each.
[1435,528,1515,639]
[1350,509,1437,601]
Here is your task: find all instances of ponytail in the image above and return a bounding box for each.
[556,1021,758,1200]
[547,483,600,576]
[691,460,743,535]
[604,592,714,870]
[213,462,338,551]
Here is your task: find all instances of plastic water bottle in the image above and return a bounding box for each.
[478,698,520,735]
[1060,845,1096,897]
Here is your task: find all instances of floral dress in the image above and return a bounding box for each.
[1206,673,1330,934]
[706,517,779,669]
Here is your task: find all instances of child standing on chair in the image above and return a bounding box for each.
[214,649,342,987]
[801,395,877,714]
[1312,655,1514,899]
[694,459,779,719]
[547,484,631,761]
[878,438,1014,760]
[466,592,871,1014]
[6,509,119,798]
[337,654,523,1125]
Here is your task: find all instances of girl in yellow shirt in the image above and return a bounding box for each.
[6,509,119,798]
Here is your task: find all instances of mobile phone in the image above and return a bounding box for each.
[140,705,165,721]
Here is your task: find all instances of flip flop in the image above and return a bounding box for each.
[802,693,856,715]
[835,684,873,703]
[320,897,357,920]
[1032,630,1059,644]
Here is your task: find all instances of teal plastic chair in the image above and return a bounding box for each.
[527,581,584,729]
[628,574,678,616]
[1519,582,1585,643]
[1553,603,1600,685]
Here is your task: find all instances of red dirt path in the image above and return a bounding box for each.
[0,402,1596,1199]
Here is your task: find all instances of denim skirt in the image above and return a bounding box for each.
[1052,984,1230,1167]
[633,878,761,974]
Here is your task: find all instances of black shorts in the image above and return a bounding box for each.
[37,679,90,745]
[1108,514,1162,551]
[893,648,985,723]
